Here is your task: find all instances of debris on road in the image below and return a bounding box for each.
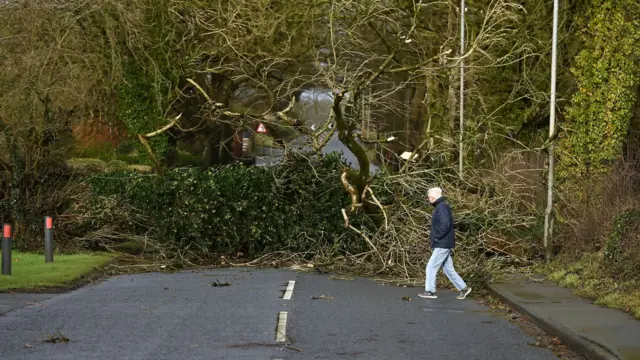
[225,342,303,352]
[211,280,231,287]
[43,332,69,344]
[226,342,280,349]
[396,283,418,288]
[24,301,46,307]
[311,295,334,300]
[529,340,543,348]
[482,295,583,360]
[372,278,421,287]
[24,343,34,349]
[329,275,355,281]
[290,264,315,272]
[402,296,412,301]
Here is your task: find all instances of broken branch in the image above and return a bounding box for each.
[137,134,164,175]
[341,170,361,211]
[143,114,182,138]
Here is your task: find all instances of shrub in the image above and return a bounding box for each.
[80,153,369,258]
[0,105,78,251]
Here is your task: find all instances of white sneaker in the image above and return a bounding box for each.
[418,291,437,299]
[457,287,472,300]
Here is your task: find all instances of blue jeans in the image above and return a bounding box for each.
[425,248,467,292]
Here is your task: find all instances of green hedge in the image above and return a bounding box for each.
[85,153,369,257]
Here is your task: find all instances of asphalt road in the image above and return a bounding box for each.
[254,134,380,174]
[0,268,559,360]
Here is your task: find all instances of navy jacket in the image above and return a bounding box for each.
[430,197,455,249]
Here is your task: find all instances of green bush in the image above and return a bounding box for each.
[605,208,640,262]
[84,153,369,258]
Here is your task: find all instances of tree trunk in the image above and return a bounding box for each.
[333,92,370,206]
[410,83,427,148]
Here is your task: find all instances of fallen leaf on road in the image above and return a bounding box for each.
[311,295,334,300]
[402,296,412,301]
[25,344,34,348]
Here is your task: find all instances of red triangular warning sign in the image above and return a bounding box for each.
[256,122,267,133]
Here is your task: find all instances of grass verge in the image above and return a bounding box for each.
[539,251,640,320]
[0,252,113,292]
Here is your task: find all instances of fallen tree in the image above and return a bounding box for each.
[60,149,539,285]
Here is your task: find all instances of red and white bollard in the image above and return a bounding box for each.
[44,216,54,263]
[2,224,12,275]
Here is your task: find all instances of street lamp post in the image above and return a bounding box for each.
[459,0,465,179]
[543,0,560,261]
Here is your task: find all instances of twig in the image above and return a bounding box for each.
[364,186,388,230]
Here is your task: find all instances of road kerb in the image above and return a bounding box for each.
[486,283,619,360]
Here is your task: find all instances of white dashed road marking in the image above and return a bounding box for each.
[276,311,288,342]
[283,280,295,300]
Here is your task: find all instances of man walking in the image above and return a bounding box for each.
[418,187,472,300]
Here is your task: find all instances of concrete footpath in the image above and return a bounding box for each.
[487,274,640,360]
